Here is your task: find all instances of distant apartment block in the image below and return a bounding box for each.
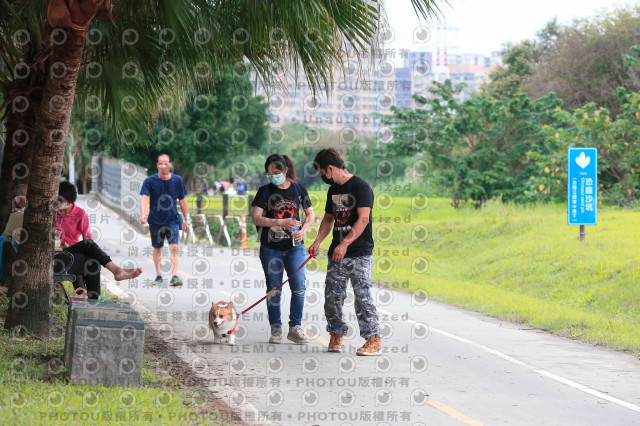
[259,49,502,137]
[258,60,396,137]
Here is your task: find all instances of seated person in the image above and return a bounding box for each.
[56,182,142,299]
[3,183,141,299]
[3,184,27,240]
[1,184,28,285]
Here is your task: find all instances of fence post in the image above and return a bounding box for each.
[248,194,254,217]
[241,214,247,249]
[196,193,203,215]
[223,194,229,218]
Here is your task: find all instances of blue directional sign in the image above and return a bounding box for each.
[567,147,597,225]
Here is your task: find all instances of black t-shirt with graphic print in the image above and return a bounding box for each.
[325,175,374,258]
[252,183,312,251]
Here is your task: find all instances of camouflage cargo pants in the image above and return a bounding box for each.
[324,255,379,339]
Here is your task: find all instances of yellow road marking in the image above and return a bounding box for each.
[108,239,117,245]
[220,290,245,303]
[305,330,329,346]
[143,259,194,278]
[427,400,485,426]
[220,290,329,346]
[177,270,195,279]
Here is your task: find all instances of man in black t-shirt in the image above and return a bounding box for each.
[309,148,381,356]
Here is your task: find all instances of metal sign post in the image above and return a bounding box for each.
[567,148,598,241]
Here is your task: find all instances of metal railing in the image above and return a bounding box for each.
[92,156,148,233]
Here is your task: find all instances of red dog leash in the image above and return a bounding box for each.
[241,253,315,315]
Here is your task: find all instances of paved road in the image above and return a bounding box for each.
[82,195,640,425]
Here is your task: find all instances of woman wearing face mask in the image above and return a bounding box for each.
[251,154,315,344]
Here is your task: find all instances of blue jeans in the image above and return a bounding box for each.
[259,244,307,328]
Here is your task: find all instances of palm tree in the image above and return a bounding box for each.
[0,0,443,336]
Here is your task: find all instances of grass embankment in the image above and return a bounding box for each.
[186,192,640,353]
[0,283,225,425]
[374,197,640,353]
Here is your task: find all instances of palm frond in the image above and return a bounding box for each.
[3,0,443,152]
[410,0,448,21]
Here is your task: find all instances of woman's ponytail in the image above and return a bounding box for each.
[282,155,298,183]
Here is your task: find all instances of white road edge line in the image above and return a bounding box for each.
[104,279,272,425]
[378,308,640,414]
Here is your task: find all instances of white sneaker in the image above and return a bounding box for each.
[269,327,283,344]
[287,325,309,344]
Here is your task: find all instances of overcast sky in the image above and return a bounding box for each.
[385,0,640,58]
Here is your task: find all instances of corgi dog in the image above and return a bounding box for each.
[208,301,239,345]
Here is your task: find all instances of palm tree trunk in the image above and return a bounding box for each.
[4,26,88,336]
[0,88,41,232]
[82,177,89,195]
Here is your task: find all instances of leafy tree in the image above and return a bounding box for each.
[532,88,640,207]
[483,40,541,99]
[229,123,344,189]
[85,71,269,191]
[343,138,413,186]
[482,18,560,99]
[381,80,561,208]
[525,7,640,117]
[0,0,444,336]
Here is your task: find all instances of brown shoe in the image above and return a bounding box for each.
[356,336,382,356]
[328,333,343,353]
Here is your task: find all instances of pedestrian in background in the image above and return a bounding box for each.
[140,154,189,286]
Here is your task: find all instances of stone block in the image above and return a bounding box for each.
[64,297,145,387]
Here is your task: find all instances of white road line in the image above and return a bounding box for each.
[534,369,640,413]
[377,308,640,414]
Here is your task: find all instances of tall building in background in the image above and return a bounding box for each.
[259,47,396,137]
[393,66,413,108]
[259,16,503,138]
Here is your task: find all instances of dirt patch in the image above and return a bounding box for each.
[144,326,250,426]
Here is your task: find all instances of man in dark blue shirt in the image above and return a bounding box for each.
[140,154,189,286]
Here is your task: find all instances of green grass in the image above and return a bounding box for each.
[305,192,640,353]
[0,290,223,425]
[369,197,640,353]
[185,195,251,216]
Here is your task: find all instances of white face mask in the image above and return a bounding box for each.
[267,173,286,186]
[57,198,70,211]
